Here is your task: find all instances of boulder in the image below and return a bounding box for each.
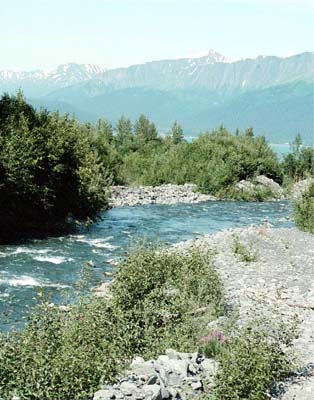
[93,389,117,400]
[290,178,314,201]
[201,359,219,376]
[234,175,284,200]
[142,384,163,400]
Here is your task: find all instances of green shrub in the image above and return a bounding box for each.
[293,182,314,233]
[199,330,227,358]
[111,248,224,357]
[214,320,297,400]
[232,236,257,262]
[0,249,224,399]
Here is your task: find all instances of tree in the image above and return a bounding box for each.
[0,93,109,243]
[0,90,37,132]
[245,127,254,138]
[115,116,134,154]
[168,121,184,144]
[134,114,158,146]
[291,133,302,154]
[96,119,114,143]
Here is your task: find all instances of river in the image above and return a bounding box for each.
[0,200,293,331]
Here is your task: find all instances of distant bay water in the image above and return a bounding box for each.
[269,143,292,157]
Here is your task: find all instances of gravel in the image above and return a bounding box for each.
[174,225,314,399]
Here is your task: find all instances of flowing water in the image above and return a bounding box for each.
[0,201,293,331]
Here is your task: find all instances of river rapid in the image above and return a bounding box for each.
[0,200,293,331]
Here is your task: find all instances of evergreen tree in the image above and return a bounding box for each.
[115,116,134,154]
[291,133,302,154]
[168,121,184,144]
[245,127,254,138]
[134,114,158,145]
[96,119,114,143]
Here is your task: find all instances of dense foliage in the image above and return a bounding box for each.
[0,92,110,243]
[293,182,314,233]
[0,249,223,399]
[214,319,296,400]
[113,121,282,196]
[282,134,314,183]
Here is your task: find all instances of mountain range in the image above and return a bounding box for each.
[1,50,313,144]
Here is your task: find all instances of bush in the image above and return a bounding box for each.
[232,236,257,262]
[111,248,224,357]
[293,182,314,233]
[214,319,297,400]
[0,248,224,399]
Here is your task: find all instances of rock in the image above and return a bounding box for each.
[201,359,219,376]
[142,384,162,400]
[188,363,197,375]
[147,375,158,385]
[93,389,116,400]
[167,387,178,398]
[120,381,138,396]
[191,381,203,390]
[290,178,314,201]
[131,357,145,366]
[110,184,216,208]
[94,350,216,400]
[131,360,157,377]
[165,349,179,360]
[254,175,283,195]
[234,175,284,200]
[93,281,112,298]
[157,355,169,364]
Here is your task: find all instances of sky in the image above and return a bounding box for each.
[0,0,313,71]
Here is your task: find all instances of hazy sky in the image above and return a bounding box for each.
[0,0,313,71]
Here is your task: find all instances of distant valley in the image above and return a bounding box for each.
[1,50,313,144]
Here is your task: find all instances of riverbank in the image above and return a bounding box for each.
[95,225,314,399]
[109,176,287,207]
[1,223,313,399]
[109,184,217,207]
[173,225,314,399]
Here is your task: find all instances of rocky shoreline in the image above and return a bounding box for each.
[94,225,314,399]
[109,184,216,207]
[109,178,312,208]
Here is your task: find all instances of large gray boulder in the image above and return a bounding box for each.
[234,175,284,200]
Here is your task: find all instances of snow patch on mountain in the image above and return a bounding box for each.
[0,63,106,86]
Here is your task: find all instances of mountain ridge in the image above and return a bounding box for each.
[0,50,313,143]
